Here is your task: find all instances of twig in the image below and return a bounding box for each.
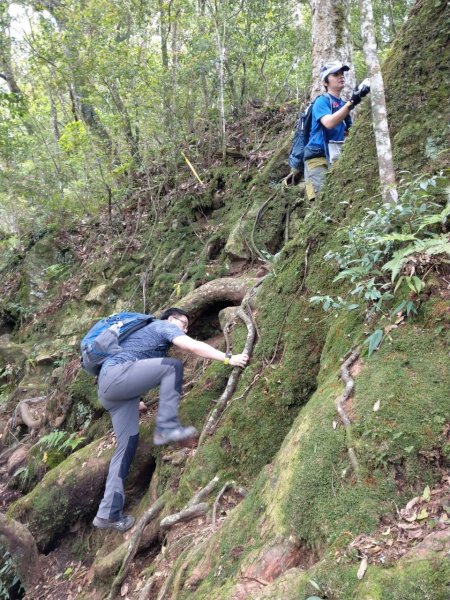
[335,349,360,474]
[181,151,204,185]
[106,496,165,600]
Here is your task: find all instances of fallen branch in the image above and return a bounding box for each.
[335,349,360,474]
[197,306,256,447]
[106,496,165,600]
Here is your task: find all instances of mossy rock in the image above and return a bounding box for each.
[8,426,155,552]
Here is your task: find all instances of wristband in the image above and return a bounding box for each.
[223,351,232,365]
[346,101,353,108]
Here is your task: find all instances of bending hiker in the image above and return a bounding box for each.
[93,307,249,532]
[304,60,370,200]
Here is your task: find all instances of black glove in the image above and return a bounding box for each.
[349,78,370,109]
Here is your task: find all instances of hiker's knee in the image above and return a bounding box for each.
[161,357,183,392]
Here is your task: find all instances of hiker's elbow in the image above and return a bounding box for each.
[321,115,334,129]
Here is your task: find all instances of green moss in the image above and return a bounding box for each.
[68,369,98,410]
[293,554,450,600]
[188,472,267,598]
[353,326,450,485]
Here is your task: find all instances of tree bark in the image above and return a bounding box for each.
[0,513,42,590]
[310,0,356,98]
[359,0,398,204]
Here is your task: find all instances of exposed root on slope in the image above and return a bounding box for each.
[106,496,165,600]
[212,480,247,528]
[197,306,256,448]
[336,348,360,475]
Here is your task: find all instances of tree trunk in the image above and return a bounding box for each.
[207,0,227,162]
[159,0,171,131]
[360,0,398,204]
[36,0,113,155]
[0,3,33,135]
[310,0,356,98]
[0,513,42,590]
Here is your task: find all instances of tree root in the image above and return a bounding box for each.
[138,574,157,600]
[249,192,279,263]
[212,481,248,528]
[176,277,257,321]
[336,349,360,475]
[160,503,209,530]
[187,475,220,507]
[160,475,220,532]
[155,540,197,600]
[197,306,256,448]
[2,397,48,443]
[106,496,165,600]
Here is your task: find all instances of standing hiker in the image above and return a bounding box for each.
[303,60,370,200]
[93,307,249,532]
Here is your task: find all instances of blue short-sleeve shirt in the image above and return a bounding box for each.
[306,94,350,156]
[101,319,186,370]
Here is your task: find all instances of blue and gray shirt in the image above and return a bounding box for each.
[101,320,186,370]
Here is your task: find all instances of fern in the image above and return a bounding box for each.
[383,235,450,280]
[39,430,67,449]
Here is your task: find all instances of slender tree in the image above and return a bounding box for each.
[359,0,398,203]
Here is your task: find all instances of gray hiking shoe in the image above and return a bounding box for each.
[92,514,135,532]
[153,425,198,446]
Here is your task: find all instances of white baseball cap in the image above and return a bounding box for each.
[320,60,350,81]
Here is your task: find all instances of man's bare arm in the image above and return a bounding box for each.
[320,101,352,129]
[172,335,249,368]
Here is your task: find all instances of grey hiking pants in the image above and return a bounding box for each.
[96,357,183,520]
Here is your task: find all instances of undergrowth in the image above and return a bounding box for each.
[310,172,450,353]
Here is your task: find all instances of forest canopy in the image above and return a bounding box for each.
[1,0,411,233]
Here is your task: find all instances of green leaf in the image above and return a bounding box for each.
[394,275,405,292]
[422,485,431,501]
[417,508,429,520]
[346,303,359,311]
[365,329,384,356]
